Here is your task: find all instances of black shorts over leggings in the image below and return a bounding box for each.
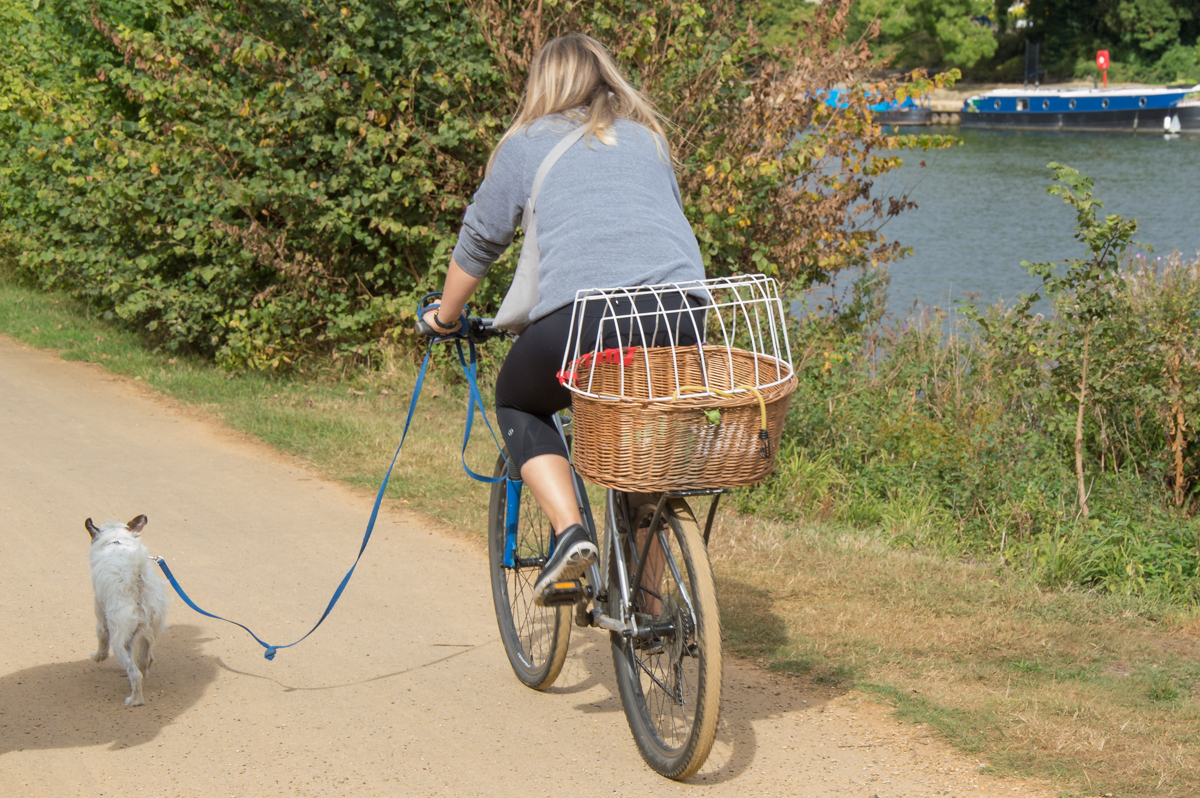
[494,292,704,475]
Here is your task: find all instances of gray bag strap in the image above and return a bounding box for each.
[526,125,586,220]
[495,125,587,333]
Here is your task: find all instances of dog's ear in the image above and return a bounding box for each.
[127,515,148,535]
[85,518,101,541]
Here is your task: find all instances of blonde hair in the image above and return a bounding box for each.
[488,34,669,173]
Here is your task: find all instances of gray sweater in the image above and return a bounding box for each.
[452,116,706,320]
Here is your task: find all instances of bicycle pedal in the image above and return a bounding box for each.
[541,580,586,606]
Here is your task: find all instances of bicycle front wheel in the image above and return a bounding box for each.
[609,496,722,779]
[488,452,571,690]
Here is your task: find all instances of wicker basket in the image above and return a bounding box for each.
[564,345,796,492]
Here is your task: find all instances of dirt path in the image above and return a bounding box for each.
[0,335,1060,797]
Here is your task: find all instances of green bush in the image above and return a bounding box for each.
[742,165,1200,603]
[1,0,509,369]
[1,0,955,369]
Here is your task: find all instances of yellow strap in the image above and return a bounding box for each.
[672,384,767,430]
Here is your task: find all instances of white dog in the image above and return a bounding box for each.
[86,515,169,706]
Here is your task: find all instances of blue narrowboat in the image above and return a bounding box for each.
[961,85,1200,133]
[875,95,933,126]
[824,88,933,126]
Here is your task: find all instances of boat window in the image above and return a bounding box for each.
[1016,99,1028,111]
[1102,98,1110,109]
[1139,96,1147,107]
[1042,99,1050,110]
[994,99,1001,110]
[1069,99,1077,110]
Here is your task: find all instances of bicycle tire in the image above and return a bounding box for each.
[609,496,722,779]
[488,452,571,690]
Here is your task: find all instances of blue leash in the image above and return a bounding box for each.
[155,314,505,660]
[454,337,507,484]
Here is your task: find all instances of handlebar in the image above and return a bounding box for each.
[415,314,507,343]
[415,292,508,343]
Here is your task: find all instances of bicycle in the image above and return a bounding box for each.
[492,439,724,780]
[417,275,793,780]
[415,312,723,780]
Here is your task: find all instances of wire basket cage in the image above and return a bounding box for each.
[558,274,797,492]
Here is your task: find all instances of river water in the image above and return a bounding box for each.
[873,126,1200,316]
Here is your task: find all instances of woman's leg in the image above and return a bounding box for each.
[493,306,582,539]
[494,307,600,601]
[520,453,582,535]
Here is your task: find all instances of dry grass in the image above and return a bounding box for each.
[709,513,1200,797]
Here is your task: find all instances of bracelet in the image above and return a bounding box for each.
[433,312,457,330]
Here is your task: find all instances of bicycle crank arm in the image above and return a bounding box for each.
[589,611,631,635]
[587,609,678,640]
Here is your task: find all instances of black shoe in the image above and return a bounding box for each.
[533,525,598,606]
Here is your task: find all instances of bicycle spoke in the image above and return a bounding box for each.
[611,495,721,778]
[658,529,697,629]
[508,506,556,666]
[634,648,686,707]
[630,530,698,747]
[489,453,570,690]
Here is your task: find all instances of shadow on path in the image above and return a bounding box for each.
[213,638,500,691]
[0,625,217,755]
[519,572,843,785]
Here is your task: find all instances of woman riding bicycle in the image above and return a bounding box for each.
[423,33,705,603]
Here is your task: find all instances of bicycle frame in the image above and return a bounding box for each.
[429,300,728,778]
[500,409,723,641]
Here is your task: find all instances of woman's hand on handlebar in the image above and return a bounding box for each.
[420,305,462,336]
[416,258,480,338]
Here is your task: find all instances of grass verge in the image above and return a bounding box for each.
[3,272,1198,797]
[711,513,1200,797]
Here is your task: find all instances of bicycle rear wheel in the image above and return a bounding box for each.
[609,496,722,779]
[488,452,571,690]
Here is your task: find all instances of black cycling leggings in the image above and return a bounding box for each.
[494,292,704,474]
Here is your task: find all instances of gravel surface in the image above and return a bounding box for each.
[0,336,1061,797]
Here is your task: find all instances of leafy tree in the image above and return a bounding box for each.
[1027,0,1200,81]
[750,0,817,49]
[473,1,956,298]
[1112,0,1195,54]
[1,0,515,368]
[848,0,998,69]
[1025,164,1141,518]
[967,164,1196,518]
